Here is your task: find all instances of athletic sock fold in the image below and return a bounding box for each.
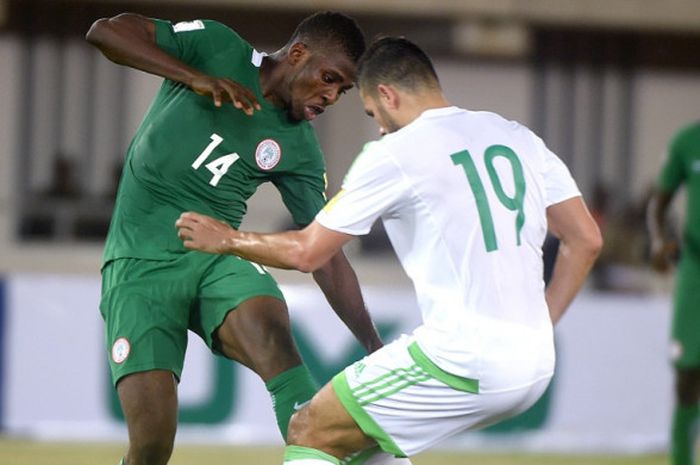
[266,364,319,440]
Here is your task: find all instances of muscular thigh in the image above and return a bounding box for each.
[289,380,375,458]
[191,255,286,353]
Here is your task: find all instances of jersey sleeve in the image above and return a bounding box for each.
[273,170,328,228]
[316,142,405,235]
[657,126,694,194]
[153,19,248,69]
[539,140,581,207]
[271,129,328,228]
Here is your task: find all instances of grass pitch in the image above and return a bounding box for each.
[0,439,666,465]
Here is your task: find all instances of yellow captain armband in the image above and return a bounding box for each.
[322,189,346,213]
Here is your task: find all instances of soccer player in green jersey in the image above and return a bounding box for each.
[648,121,700,465]
[86,11,391,465]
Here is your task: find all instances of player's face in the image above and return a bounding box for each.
[287,52,356,122]
[360,88,400,135]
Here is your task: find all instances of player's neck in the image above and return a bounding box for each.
[417,90,451,112]
[258,54,287,109]
[398,91,451,127]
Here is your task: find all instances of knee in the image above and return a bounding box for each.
[287,409,312,445]
[675,372,700,405]
[287,407,367,460]
[676,386,700,406]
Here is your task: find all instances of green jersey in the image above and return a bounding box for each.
[103,19,327,264]
[658,121,700,260]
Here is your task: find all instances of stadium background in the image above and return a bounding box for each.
[1,1,699,463]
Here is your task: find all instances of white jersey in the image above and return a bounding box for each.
[316,106,580,390]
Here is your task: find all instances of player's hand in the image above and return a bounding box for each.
[190,75,261,115]
[176,211,235,254]
[650,238,678,273]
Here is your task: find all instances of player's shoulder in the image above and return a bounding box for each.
[354,140,389,163]
[171,19,250,48]
[417,106,531,137]
[345,140,393,174]
[467,109,530,134]
[673,121,700,144]
[670,120,700,157]
[202,19,249,43]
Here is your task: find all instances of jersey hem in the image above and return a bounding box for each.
[111,362,182,387]
[545,191,582,208]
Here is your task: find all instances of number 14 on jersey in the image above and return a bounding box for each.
[192,134,240,187]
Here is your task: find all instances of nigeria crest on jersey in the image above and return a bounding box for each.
[255,139,282,170]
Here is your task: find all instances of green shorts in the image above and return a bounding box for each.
[671,255,700,368]
[100,252,285,385]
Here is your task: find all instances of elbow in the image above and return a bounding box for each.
[296,262,317,274]
[85,13,150,49]
[295,252,324,274]
[561,224,603,264]
[585,226,604,261]
[85,18,110,46]
[285,242,323,274]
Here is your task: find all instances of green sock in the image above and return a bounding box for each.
[671,403,699,465]
[266,364,318,440]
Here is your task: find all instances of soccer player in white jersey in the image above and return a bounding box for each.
[176,37,603,464]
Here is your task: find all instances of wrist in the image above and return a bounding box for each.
[365,335,384,353]
[222,229,239,255]
[182,69,204,88]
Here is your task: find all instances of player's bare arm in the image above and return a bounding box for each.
[175,212,382,352]
[545,196,603,324]
[646,189,678,273]
[176,211,352,272]
[85,13,260,113]
[311,252,383,353]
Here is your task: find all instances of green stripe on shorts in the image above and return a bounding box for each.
[408,341,479,394]
[332,372,406,457]
[352,365,430,405]
[408,341,479,393]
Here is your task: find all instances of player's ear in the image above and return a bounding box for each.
[287,42,309,65]
[377,84,399,110]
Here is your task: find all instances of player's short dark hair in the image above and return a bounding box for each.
[357,36,440,93]
[290,11,366,63]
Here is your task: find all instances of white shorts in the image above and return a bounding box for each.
[332,335,552,457]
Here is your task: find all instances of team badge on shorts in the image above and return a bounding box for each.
[111,337,131,364]
[255,139,282,170]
